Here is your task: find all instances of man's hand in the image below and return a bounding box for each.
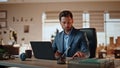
[72,51,85,58]
[54,51,62,59]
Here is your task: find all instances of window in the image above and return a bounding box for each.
[42,10,120,46]
[42,12,62,41]
[83,12,90,28]
[104,11,120,45]
[42,11,84,41]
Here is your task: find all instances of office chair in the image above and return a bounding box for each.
[80,28,97,58]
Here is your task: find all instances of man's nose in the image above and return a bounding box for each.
[65,23,69,26]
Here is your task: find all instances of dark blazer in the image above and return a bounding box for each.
[52,27,90,57]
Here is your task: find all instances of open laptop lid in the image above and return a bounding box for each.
[30,41,55,60]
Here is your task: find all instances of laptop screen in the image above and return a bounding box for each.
[30,41,55,60]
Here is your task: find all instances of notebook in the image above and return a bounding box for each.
[30,41,56,60]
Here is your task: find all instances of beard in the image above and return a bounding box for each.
[63,27,72,34]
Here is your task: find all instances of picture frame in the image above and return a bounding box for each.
[0,10,7,28]
[24,25,29,33]
[0,22,7,28]
[0,10,7,18]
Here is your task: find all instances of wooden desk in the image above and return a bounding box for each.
[0,57,120,68]
[0,58,67,68]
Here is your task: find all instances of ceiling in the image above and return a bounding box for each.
[0,0,120,4]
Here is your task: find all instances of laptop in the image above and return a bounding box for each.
[30,41,56,60]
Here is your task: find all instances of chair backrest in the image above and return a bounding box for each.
[80,28,97,58]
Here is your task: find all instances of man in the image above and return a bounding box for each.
[52,10,90,59]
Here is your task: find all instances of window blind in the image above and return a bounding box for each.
[45,11,83,29]
[109,11,120,19]
[45,11,59,23]
[72,11,83,29]
[89,11,104,32]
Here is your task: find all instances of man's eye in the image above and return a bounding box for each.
[62,22,66,24]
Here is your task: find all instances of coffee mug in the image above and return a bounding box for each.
[25,50,32,58]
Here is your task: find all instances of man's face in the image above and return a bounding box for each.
[60,16,73,32]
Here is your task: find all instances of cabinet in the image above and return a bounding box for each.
[1,45,19,55]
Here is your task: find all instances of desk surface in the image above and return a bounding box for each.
[0,58,67,68]
[0,57,120,68]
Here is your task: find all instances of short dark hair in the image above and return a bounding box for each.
[59,10,73,21]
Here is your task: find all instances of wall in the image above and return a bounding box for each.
[0,2,120,45]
